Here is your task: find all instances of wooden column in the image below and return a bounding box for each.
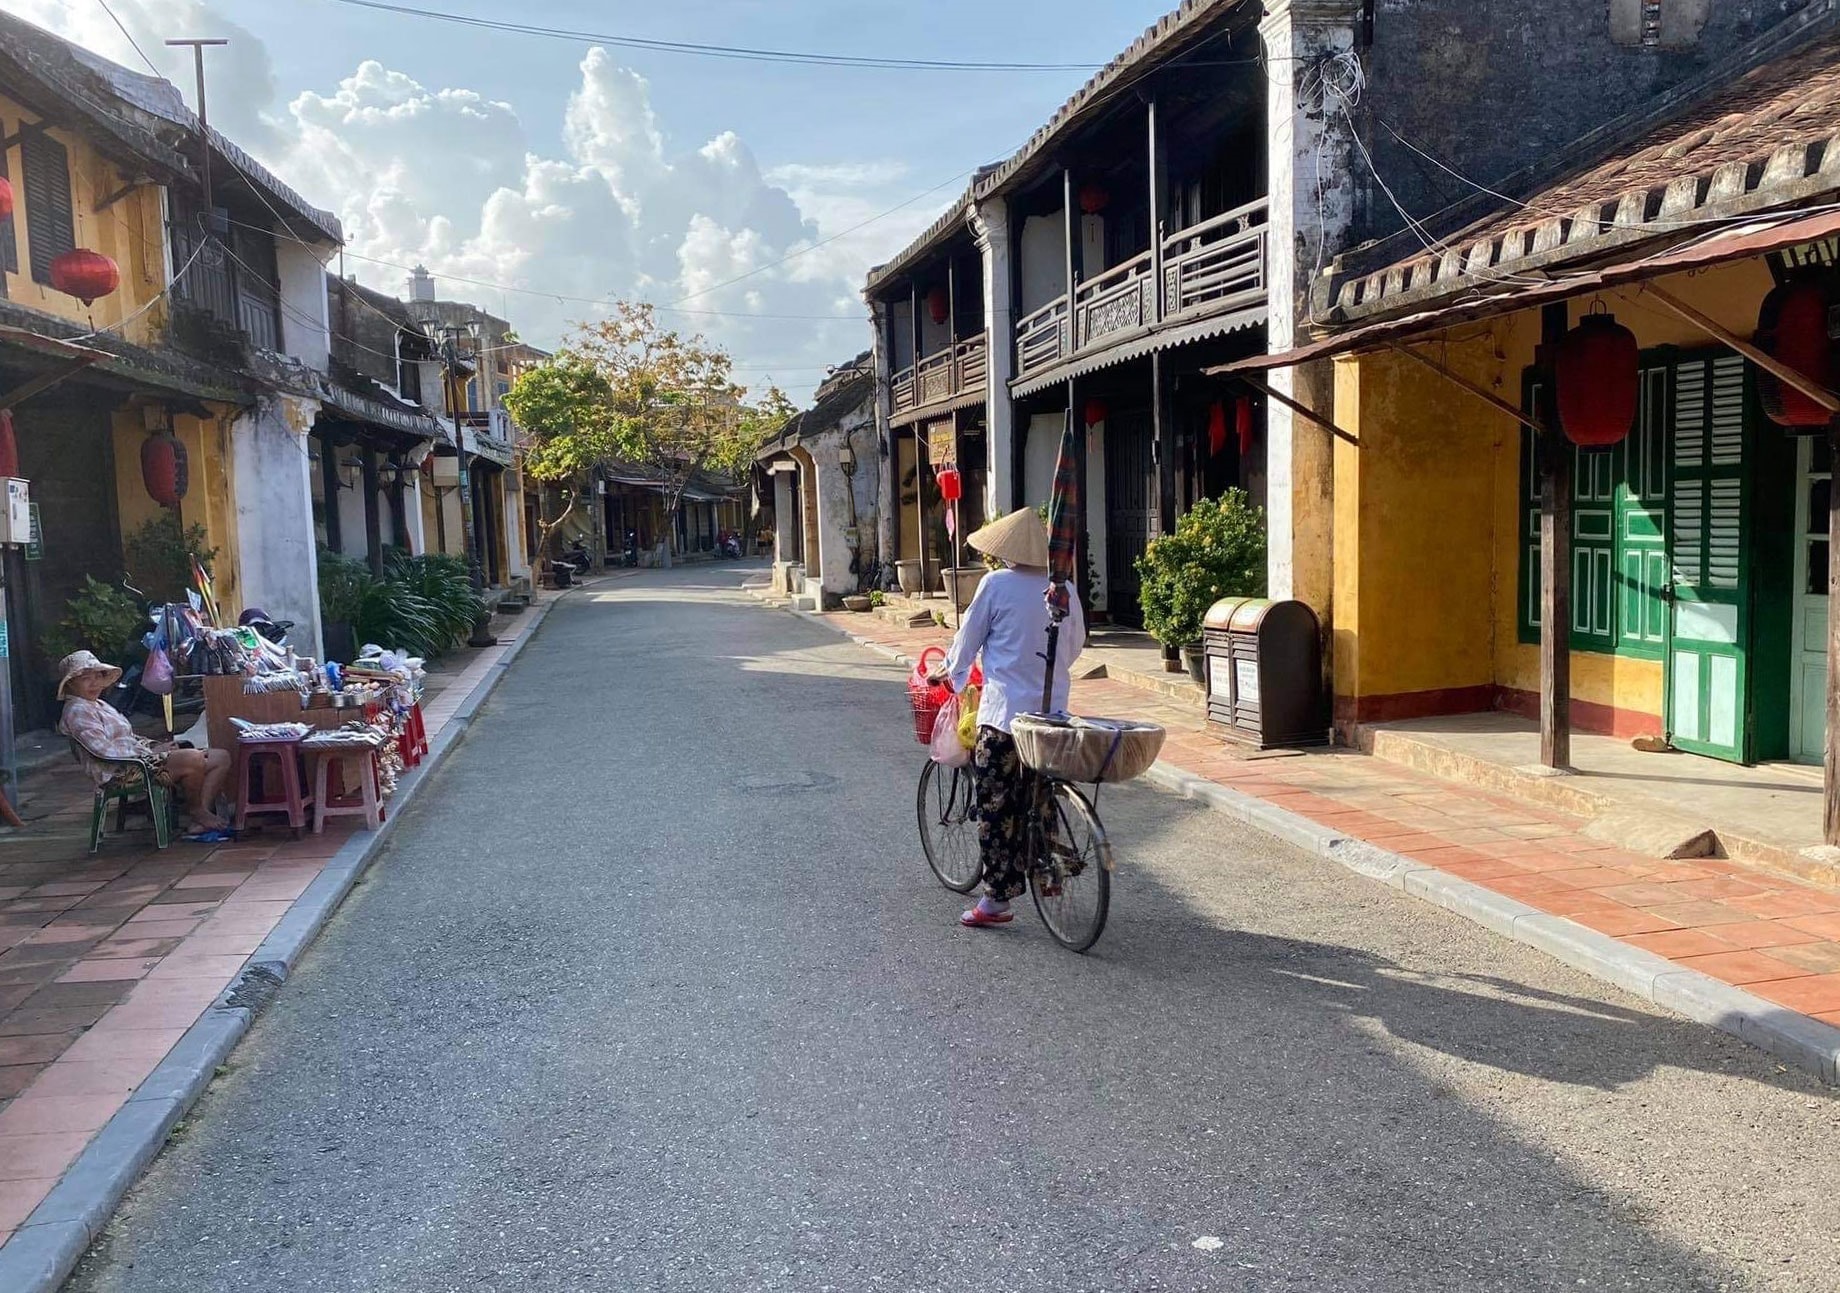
[1153,350,1175,538]
[1147,93,1165,327]
[360,447,384,576]
[1063,167,1079,350]
[319,433,342,553]
[1826,423,1840,844]
[386,456,409,554]
[1070,376,1090,612]
[1008,204,1028,512]
[1537,303,1571,770]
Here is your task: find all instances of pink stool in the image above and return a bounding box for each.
[313,748,385,833]
[234,737,309,837]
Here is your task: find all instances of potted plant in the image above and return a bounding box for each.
[842,594,872,612]
[1135,489,1267,686]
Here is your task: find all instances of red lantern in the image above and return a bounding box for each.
[1554,309,1638,449]
[936,465,963,503]
[1083,398,1107,427]
[0,411,16,479]
[0,177,13,220]
[1077,183,1109,215]
[141,431,188,508]
[926,287,949,326]
[1236,395,1255,456]
[48,249,121,306]
[1757,282,1835,429]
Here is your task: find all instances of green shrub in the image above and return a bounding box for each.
[124,514,215,603]
[45,577,146,664]
[1135,490,1267,648]
[317,548,482,660]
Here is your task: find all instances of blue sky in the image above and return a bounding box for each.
[24,0,1176,397]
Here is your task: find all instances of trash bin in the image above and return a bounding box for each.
[1202,598,1327,750]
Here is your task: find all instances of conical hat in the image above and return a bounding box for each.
[966,507,1050,569]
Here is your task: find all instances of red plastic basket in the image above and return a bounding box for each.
[906,647,981,745]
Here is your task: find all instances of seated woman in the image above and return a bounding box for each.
[55,650,233,843]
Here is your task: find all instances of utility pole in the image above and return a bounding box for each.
[165,39,228,237]
[442,323,497,647]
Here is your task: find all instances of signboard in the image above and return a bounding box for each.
[925,421,956,466]
[24,504,41,561]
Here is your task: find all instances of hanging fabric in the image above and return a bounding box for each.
[1207,402,1228,456]
[1236,396,1255,457]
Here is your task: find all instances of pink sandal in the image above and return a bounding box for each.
[959,905,1014,928]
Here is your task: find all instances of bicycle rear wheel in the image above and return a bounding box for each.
[1029,782,1111,953]
[917,759,981,893]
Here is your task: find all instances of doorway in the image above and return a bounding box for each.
[1790,433,1830,764]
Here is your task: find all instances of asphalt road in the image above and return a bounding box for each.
[68,567,1840,1293]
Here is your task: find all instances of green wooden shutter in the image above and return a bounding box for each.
[20,129,74,286]
[1666,353,1750,762]
[1617,363,1670,655]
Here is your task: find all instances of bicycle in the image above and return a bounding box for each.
[916,751,1112,954]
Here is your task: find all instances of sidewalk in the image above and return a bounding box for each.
[811,607,1840,1080]
[0,579,584,1252]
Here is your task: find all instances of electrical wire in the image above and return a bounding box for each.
[93,0,162,79]
[67,239,210,342]
[318,0,1107,72]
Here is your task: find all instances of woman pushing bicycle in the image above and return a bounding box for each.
[928,507,1085,929]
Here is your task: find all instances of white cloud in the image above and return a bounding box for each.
[11,0,941,396]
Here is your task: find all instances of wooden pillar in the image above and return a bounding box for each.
[1063,167,1079,350]
[1826,423,1840,844]
[360,446,383,576]
[319,432,342,553]
[1537,303,1571,770]
[1008,205,1028,513]
[1153,350,1175,539]
[1069,377,1090,612]
[1147,94,1165,328]
[386,456,409,555]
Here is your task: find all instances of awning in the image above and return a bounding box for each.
[1214,207,1840,376]
[1014,302,1264,398]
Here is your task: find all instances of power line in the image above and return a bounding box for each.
[93,0,162,78]
[318,0,1107,72]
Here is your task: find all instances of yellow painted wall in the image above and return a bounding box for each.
[110,405,243,619]
[0,92,168,345]
[1337,256,1775,724]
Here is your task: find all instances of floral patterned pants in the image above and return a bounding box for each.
[973,725,1054,901]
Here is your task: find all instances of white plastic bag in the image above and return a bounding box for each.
[930,694,971,767]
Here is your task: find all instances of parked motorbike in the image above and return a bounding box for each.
[718,534,742,559]
[564,541,593,576]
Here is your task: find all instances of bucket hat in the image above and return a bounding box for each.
[967,508,1051,569]
[56,650,123,699]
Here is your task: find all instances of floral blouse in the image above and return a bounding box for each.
[59,696,157,787]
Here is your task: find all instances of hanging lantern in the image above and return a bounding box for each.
[1236,395,1256,456]
[1077,183,1110,215]
[1756,281,1835,430]
[926,286,949,326]
[1207,402,1228,456]
[0,177,13,220]
[936,465,963,503]
[0,411,16,480]
[1083,398,1107,427]
[48,249,121,306]
[141,430,189,508]
[1554,308,1638,449]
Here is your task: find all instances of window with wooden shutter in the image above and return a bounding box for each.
[1518,355,1673,658]
[20,129,74,286]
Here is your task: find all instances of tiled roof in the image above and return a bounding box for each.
[1332,27,1840,322]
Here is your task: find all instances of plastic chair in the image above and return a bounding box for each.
[69,739,173,854]
[312,747,384,833]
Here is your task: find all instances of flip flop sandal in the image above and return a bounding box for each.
[959,906,1014,928]
[182,828,235,844]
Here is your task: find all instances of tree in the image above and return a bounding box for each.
[502,353,622,573]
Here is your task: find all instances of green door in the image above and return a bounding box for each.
[1666,354,1752,763]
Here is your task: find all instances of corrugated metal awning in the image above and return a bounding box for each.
[1013,304,1264,398]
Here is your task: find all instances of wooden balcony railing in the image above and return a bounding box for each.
[1162,197,1269,320]
[1013,198,1270,383]
[1073,249,1154,351]
[1016,297,1070,380]
[889,331,990,417]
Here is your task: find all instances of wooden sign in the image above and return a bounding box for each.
[926,420,955,466]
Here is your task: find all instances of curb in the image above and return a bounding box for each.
[783,604,1840,1088]
[0,592,571,1293]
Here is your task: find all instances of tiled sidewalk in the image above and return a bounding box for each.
[824,611,1840,1031]
[0,587,566,1247]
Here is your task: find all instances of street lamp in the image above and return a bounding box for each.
[439,319,497,647]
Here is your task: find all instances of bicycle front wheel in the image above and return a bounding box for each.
[917,759,981,893]
[1029,782,1111,953]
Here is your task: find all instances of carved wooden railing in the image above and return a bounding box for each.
[1015,296,1070,381]
[1162,197,1269,320]
[890,331,990,416]
[1073,249,1154,350]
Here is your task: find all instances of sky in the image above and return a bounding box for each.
[18,0,1176,400]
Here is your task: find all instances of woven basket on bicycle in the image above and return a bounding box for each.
[1011,713,1166,784]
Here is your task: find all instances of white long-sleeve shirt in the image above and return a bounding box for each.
[944,567,1085,734]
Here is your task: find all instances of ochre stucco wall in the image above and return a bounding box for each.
[1335,256,1775,729]
[111,407,244,619]
[0,94,168,345]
